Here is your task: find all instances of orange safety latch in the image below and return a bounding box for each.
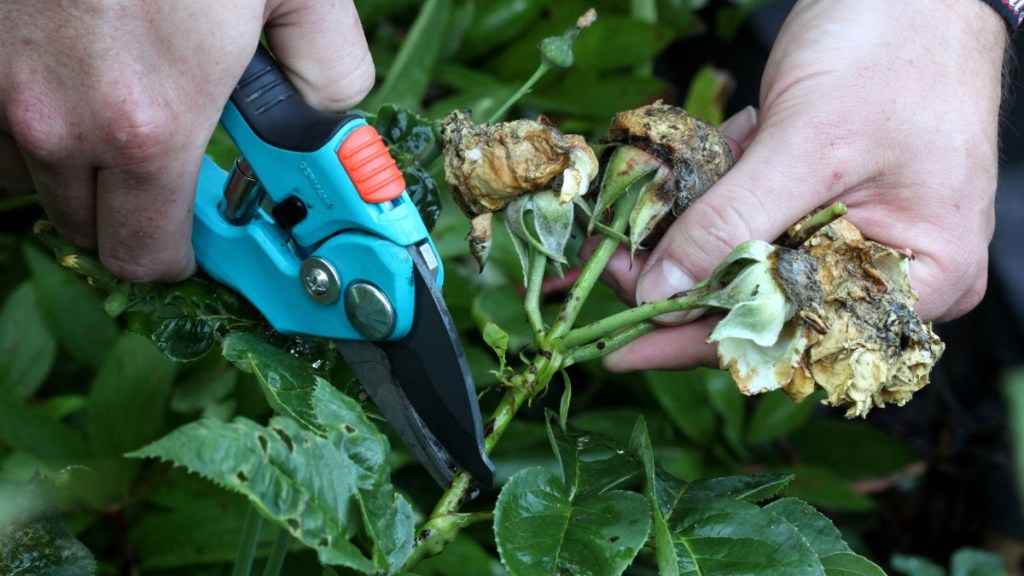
[337,125,406,203]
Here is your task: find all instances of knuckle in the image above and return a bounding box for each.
[96,97,175,165]
[6,94,69,163]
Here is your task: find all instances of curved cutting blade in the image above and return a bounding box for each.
[338,244,495,489]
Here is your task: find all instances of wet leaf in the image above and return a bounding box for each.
[365,105,443,230]
[764,498,851,557]
[820,552,888,576]
[547,413,644,499]
[221,331,324,434]
[0,476,96,576]
[371,104,437,162]
[684,473,794,503]
[401,165,442,231]
[765,498,884,575]
[494,466,650,576]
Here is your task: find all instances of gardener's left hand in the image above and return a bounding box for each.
[591,0,1007,371]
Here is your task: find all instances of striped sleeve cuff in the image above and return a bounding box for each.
[981,0,1023,32]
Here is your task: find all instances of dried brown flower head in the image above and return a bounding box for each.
[708,219,944,419]
[597,102,734,250]
[441,110,597,268]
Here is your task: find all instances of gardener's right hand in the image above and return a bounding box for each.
[0,0,374,282]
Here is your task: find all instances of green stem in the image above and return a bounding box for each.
[524,248,549,337]
[232,505,263,576]
[547,189,640,342]
[778,201,847,247]
[566,321,658,366]
[563,292,702,349]
[261,528,291,576]
[402,354,552,571]
[403,186,642,571]
[488,62,553,123]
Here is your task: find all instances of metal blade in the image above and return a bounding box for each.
[338,244,494,489]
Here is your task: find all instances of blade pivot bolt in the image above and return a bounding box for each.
[300,257,341,304]
[345,282,396,341]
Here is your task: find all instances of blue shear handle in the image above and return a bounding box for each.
[191,46,441,341]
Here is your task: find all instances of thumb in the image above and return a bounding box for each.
[264,0,374,111]
[634,112,836,323]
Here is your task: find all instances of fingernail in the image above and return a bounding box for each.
[718,106,758,146]
[636,259,703,325]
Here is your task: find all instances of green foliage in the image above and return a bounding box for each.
[0,477,96,576]
[130,333,414,573]
[892,548,1008,576]
[0,1,975,574]
[0,281,56,400]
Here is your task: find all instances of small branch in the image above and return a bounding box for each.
[547,190,640,342]
[562,292,702,349]
[489,62,553,123]
[524,248,548,337]
[778,201,847,248]
[402,358,546,571]
[566,321,659,366]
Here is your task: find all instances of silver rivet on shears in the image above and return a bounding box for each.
[300,257,341,304]
[345,282,396,341]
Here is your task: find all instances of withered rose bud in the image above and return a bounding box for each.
[597,102,734,250]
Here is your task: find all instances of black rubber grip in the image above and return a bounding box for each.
[231,45,357,152]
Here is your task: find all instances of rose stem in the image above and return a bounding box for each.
[562,292,703,349]
[524,246,549,337]
[778,201,847,247]
[566,321,659,366]
[405,170,646,570]
[488,62,553,123]
[546,185,640,343]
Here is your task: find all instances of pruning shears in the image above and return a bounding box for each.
[191,45,495,489]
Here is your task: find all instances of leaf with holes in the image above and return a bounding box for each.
[128,380,413,574]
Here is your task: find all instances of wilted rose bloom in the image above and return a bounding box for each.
[441,110,597,269]
[706,219,944,418]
